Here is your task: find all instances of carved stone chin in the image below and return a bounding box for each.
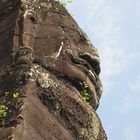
[0,0,107,140]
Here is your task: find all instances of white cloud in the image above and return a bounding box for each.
[89,3,126,93]
[87,2,140,95]
[69,0,140,96]
[69,1,140,140]
[129,77,140,93]
[70,1,125,91]
[84,0,107,17]
[68,0,125,93]
[119,97,134,113]
[123,127,137,140]
[118,86,140,114]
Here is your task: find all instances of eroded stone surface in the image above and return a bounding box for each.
[0,0,107,140]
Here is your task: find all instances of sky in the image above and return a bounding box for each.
[64,0,140,140]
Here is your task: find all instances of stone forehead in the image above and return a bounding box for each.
[20,0,99,56]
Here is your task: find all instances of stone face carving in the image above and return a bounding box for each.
[0,0,107,140]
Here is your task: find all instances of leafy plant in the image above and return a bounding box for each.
[70,13,74,17]
[0,105,8,117]
[13,92,19,98]
[81,82,91,104]
[60,0,73,7]
[0,91,20,117]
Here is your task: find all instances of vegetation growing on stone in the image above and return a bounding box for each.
[60,0,73,7]
[81,82,91,104]
[0,105,8,118]
[13,92,19,98]
[0,90,21,126]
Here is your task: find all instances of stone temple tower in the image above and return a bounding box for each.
[0,0,107,139]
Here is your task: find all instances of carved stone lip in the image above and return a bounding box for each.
[66,74,99,110]
[74,64,99,110]
[62,53,101,109]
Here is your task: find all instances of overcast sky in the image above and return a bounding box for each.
[64,0,140,139]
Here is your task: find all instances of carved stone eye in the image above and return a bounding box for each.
[24,10,38,24]
[14,47,33,62]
